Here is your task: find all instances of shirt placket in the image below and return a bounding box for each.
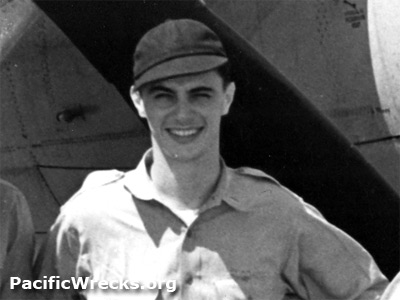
[172,205,228,300]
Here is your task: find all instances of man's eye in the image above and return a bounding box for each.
[193,93,211,100]
[151,93,175,107]
[153,93,174,102]
[154,93,171,99]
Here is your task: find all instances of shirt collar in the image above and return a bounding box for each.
[123,149,247,211]
[123,149,158,201]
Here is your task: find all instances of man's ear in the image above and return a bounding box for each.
[222,82,236,115]
[130,86,147,118]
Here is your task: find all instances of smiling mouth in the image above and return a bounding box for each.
[166,127,203,139]
[169,129,199,136]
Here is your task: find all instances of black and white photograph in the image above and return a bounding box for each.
[1,0,399,299]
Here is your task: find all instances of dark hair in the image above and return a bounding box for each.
[215,62,232,89]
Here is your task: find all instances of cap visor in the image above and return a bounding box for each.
[134,55,228,90]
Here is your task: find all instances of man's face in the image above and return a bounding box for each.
[131,70,235,162]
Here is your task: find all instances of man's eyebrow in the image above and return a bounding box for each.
[147,85,173,94]
[190,86,214,93]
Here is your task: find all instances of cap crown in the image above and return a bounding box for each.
[133,19,227,89]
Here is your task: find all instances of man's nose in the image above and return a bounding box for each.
[175,97,192,120]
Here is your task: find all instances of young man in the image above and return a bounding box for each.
[37,19,388,299]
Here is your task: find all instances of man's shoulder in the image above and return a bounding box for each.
[0,179,29,214]
[80,169,126,190]
[227,166,326,223]
[63,169,128,208]
[54,170,133,228]
[0,179,24,201]
[227,166,305,211]
[233,167,280,184]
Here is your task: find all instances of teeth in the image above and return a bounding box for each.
[169,129,198,137]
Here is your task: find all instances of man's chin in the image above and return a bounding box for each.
[163,147,203,163]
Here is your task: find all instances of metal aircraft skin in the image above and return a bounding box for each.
[206,0,400,197]
[0,0,151,247]
[0,0,399,278]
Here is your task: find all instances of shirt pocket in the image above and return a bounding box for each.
[215,269,285,300]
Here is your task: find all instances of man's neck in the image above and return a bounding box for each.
[150,147,221,210]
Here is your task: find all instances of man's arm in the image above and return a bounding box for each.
[282,202,388,299]
[34,170,124,299]
[0,181,35,300]
[34,210,81,300]
[381,273,400,300]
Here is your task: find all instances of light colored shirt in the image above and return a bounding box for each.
[0,179,35,300]
[381,272,400,300]
[36,150,388,299]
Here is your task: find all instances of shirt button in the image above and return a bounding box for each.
[185,275,193,285]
